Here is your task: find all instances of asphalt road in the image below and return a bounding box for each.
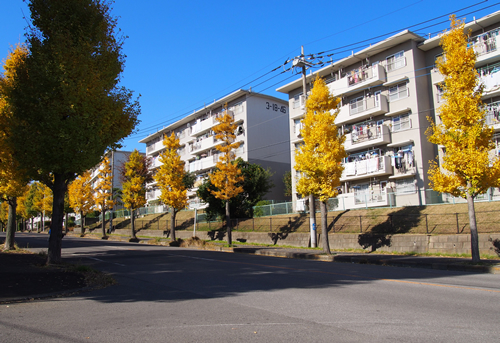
[1,233,499,343]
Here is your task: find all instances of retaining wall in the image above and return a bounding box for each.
[77,227,500,256]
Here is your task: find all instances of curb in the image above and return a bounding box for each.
[0,286,95,305]
[63,233,500,274]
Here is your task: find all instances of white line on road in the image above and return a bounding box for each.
[71,254,126,267]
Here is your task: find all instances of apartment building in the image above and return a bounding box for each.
[139,90,290,208]
[278,10,500,211]
[420,11,500,166]
[278,30,436,210]
[88,150,136,211]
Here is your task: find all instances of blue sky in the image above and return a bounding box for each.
[2,0,500,153]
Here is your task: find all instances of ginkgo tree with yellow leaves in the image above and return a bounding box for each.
[121,149,153,241]
[0,45,29,250]
[209,105,244,246]
[294,76,346,255]
[94,156,114,239]
[155,133,189,241]
[68,171,94,236]
[427,16,500,262]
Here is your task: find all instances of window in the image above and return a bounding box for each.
[436,84,444,103]
[292,93,303,109]
[350,96,364,115]
[494,133,500,156]
[294,119,303,137]
[389,82,408,102]
[395,178,416,194]
[386,51,405,72]
[392,114,411,132]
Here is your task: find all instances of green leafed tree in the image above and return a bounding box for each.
[294,75,346,255]
[121,150,153,240]
[3,0,139,263]
[197,158,273,221]
[426,16,500,262]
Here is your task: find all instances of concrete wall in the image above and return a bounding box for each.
[94,227,500,256]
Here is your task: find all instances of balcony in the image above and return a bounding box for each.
[146,189,162,201]
[486,110,500,131]
[146,140,164,155]
[471,30,500,65]
[190,136,218,155]
[341,155,392,181]
[337,94,389,124]
[189,154,220,173]
[344,124,391,152]
[479,69,500,99]
[329,64,386,97]
[290,95,305,120]
[353,189,390,208]
[389,159,416,179]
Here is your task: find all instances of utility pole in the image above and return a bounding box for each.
[294,46,317,248]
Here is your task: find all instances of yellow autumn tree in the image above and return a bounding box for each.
[17,188,30,232]
[0,44,29,249]
[122,150,152,241]
[34,183,53,232]
[94,156,114,239]
[426,16,500,262]
[68,171,94,236]
[295,75,346,254]
[154,133,188,241]
[0,201,8,231]
[209,105,244,245]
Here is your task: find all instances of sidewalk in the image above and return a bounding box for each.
[72,232,500,274]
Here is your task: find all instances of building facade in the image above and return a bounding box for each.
[278,10,500,211]
[88,150,137,212]
[139,90,290,208]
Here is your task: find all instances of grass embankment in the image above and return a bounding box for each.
[83,201,500,236]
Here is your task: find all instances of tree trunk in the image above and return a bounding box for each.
[80,210,85,236]
[4,197,17,250]
[170,209,176,241]
[131,209,136,239]
[37,214,41,233]
[226,201,232,245]
[101,206,107,239]
[309,194,317,248]
[30,217,33,232]
[47,174,67,264]
[466,188,480,262]
[41,211,45,232]
[64,212,68,234]
[320,201,331,255]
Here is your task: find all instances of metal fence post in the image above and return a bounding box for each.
[270,217,272,232]
[456,213,459,234]
[252,218,254,231]
[425,214,429,234]
[359,216,362,233]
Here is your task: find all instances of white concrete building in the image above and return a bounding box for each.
[278,10,500,211]
[139,90,290,208]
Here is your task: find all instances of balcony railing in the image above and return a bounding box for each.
[470,29,500,58]
[351,124,383,144]
[348,65,381,87]
[341,155,392,180]
[349,95,387,116]
[354,189,387,205]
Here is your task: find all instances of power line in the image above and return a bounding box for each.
[127,2,500,144]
